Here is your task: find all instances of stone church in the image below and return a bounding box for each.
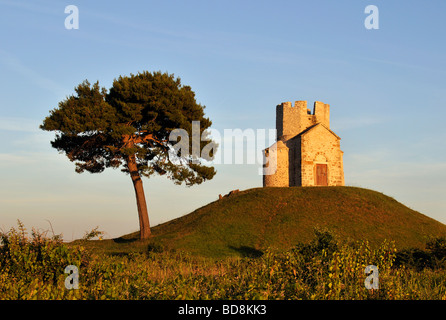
[263,100,344,187]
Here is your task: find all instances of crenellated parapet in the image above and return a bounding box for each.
[276,101,330,141]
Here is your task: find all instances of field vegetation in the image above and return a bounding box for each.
[1,221,446,300]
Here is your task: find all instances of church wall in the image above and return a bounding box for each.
[265,100,344,188]
[300,125,344,186]
[263,141,290,187]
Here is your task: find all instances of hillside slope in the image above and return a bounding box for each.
[138,187,446,257]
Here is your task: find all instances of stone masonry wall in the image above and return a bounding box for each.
[300,125,344,186]
[263,141,289,187]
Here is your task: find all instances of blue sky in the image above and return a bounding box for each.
[1,0,445,240]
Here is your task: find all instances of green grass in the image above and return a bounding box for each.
[82,186,446,258]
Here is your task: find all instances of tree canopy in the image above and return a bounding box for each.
[41,71,217,239]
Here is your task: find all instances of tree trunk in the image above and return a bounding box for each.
[126,154,151,239]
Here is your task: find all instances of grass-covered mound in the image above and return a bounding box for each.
[92,187,446,258]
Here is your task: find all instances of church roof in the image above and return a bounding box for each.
[264,122,340,151]
[263,139,287,151]
[292,123,341,140]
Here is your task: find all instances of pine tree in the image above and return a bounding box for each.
[40,71,216,239]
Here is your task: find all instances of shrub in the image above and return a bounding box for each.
[394,248,434,271]
[426,236,446,268]
[82,226,105,241]
[394,236,446,271]
[147,240,166,255]
[0,221,89,298]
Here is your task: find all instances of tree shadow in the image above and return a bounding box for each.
[228,245,264,258]
[112,236,139,244]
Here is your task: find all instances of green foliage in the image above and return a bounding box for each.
[40,70,216,185]
[426,236,446,262]
[294,228,339,260]
[2,226,446,300]
[0,221,89,299]
[394,236,446,271]
[147,239,167,255]
[82,226,105,241]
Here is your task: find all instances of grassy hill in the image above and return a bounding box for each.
[84,187,446,258]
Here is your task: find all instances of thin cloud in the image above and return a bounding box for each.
[0,49,66,96]
[0,117,40,132]
[0,153,41,167]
